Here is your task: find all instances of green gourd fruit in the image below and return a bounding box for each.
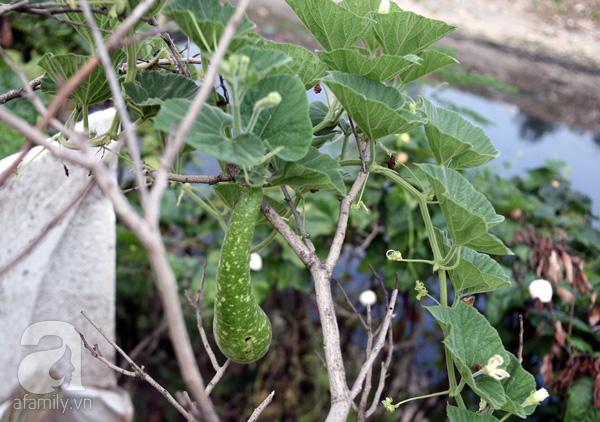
[213,187,272,363]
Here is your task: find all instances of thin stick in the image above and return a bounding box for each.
[247,391,275,422]
[350,289,398,400]
[80,0,150,207]
[518,314,524,363]
[79,312,196,422]
[365,325,395,417]
[332,277,368,330]
[146,167,237,185]
[149,17,191,78]
[0,76,42,104]
[281,185,314,250]
[348,117,366,172]
[206,360,231,395]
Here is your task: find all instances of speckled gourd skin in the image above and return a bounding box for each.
[213,187,272,363]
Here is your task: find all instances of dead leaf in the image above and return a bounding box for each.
[589,305,600,327]
[556,286,575,303]
[562,251,574,284]
[554,320,565,346]
[541,354,554,386]
[576,270,590,295]
[547,250,562,284]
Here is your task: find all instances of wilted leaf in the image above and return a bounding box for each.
[589,305,600,327]
[554,320,565,346]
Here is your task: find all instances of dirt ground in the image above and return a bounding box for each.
[233,0,600,132]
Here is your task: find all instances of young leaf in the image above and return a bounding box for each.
[372,11,457,56]
[428,302,509,409]
[232,46,292,83]
[399,49,458,84]
[269,147,346,196]
[419,163,512,255]
[241,74,312,161]
[321,71,427,140]
[317,48,421,82]
[164,0,255,53]
[56,0,117,48]
[154,99,265,166]
[247,34,327,90]
[122,71,199,118]
[284,0,374,51]
[39,51,126,107]
[499,352,538,418]
[421,97,499,169]
[447,405,500,421]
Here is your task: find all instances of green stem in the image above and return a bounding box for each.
[250,229,278,254]
[392,390,450,408]
[499,414,511,422]
[339,159,362,167]
[340,134,350,159]
[82,104,89,134]
[125,34,138,83]
[182,185,227,232]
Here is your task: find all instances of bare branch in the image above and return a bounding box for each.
[149,17,191,78]
[145,167,237,185]
[79,313,196,422]
[350,289,398,400]
[0,76,42,104]
[80,0,149,207]
[260,198,316,269]
[118,319,169,372]
[332,277,368,331]
[247,391,275,422]
[206,360,231,395]
[365,325,394,418]
[281,186,314,251]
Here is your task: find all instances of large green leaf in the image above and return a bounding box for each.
[428,302,509,409]
[399,49,458,84]
[241,74,312,161]
[447,405,500,422]
[499,352,538,418]
[565,377,600,422]
[38,51,126,107]
[122,71,199,117]
[269,147,346,196]
[421,97,499,169]
[436,229,511,296]
[372,10,457,56]
[419,164,512,255]
[164,0,255,53]
[247,34,327,90]
[321,71,427,140]
[232,46,291,84]
[284,0,374,51]
[154,99,265,166]
[317,48,420,82]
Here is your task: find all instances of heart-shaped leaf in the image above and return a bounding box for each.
[447,405,500,421]
[241,74,312,161]
[421,97,499,169]
[372,10,457,56]
[317,48,421,82]
[164,0,255,54]
[399,49,458,84]
[154,99,265,166]
[428,302,509,409]
[499,352,538,418]
[322,71,427,140]
[419,163,512,255]
[122,71,199,118]
[269,147,346,196]
[232,46,292,84]
[435,229,511,296]
[39,51,126,107]
[247,33,327,90]
[285,0,374,51]
[56,0,118,48]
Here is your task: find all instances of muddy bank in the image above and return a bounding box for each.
[234,0,600,133]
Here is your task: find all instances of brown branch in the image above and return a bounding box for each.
[145,167,237,185]
[79,312,196,422]
[0,76,42,104]
[281,185,314,251]
[247,391,275,422]
[365,325,395,418]
[118,319,169,373]
[149,16,191,78]
[332,277,368,331]
[350,288,398,400]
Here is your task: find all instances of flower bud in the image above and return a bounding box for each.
[528,279,553,303]
[249,253,263,271]
[359,290,377,306]
[378,0,391,14]
[522,388,549,407]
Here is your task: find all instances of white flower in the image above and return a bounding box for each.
[249,253,263,271]
[482,355,511,381]
[528,279,553,303]
[522,388,549,407]
[378,0,390,14]
[359,290,377,306]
